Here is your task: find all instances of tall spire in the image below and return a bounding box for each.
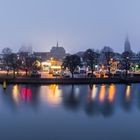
[124,35,131,52]
[126,34,129,42]
[56,42,59,47]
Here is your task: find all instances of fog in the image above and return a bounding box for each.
[0,0,139,53]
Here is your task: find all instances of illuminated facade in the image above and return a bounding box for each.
[41,59,62,73]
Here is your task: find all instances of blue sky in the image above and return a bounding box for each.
[0,0,139,53]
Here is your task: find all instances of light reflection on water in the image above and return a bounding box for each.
[12,85,32,105]
[12,84,20,105]
[99,84,106,102]
[40,84,63,106]
[126,85,131,101]
[0,84,140,140]
[108,84,116,103]
[1,83,140,114]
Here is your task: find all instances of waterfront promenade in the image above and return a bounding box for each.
[1,77,140,85]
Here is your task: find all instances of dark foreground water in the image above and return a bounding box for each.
[0,84,140,140]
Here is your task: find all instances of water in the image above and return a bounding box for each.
[0,84,140,140]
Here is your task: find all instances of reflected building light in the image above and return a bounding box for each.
[27,88,31,102]
[21,87,32,103]
[126,85,131,101]
[39,86,50,103]
[92,85,98,100]
[99,84,106,102]
[108,84,116,103]
[75,87,80,98]
[12,85,20,105]
[87,86,93,102]
[21,88,26,101]
[47,85,63,106]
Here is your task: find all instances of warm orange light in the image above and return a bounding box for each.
[99,85,106,102]
[108,84,116,103]
[126,85,131,101]
[47,85,63,106]
[12,85,20,105]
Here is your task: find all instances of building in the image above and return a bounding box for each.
[33,52,51,61]
[124,36,132,53]
[50,42,66,60]
[41,58,62,73]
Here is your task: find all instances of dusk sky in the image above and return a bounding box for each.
[0,0,140,53]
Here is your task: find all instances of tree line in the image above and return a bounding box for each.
[62,48,135,78]
[1,48,41,77]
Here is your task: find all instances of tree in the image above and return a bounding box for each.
[121,51,132,77]
[2,47,12,54]
[83,49,98,77]
[101,46,114,77]
[18,46,32,54]
[24,56,34,75]
[8,53,22,78]
[62,55,81,78]
[2,48,23,77]
[23,55,41,76]
[32,60,41,71]
[2,47,13,75]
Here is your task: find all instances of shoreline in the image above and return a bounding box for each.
[0,77,140,85]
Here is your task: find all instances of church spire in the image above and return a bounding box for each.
[126,34,129,42]
[56,42,59,47]
[124,35,131,52]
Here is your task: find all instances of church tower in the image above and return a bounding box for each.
[124,36,132,52]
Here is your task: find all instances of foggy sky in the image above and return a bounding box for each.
[0,0,140,53]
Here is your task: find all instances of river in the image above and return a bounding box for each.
[0,84,140,140]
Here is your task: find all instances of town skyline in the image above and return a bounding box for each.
[1,37,137,55]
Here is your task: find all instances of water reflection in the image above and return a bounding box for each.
[108,84,116,103]
[88,84,98,101]
[99,84,106,102]
[120,84,133,112]
[12,85,20,105]
[12,85,32,104]
[21,87,32,103]
[47,84,63,106]
[1,84,140,117]
[2,85,41,111]
[40,84,63,107]
[63,85,81,111]
[85,84,115,117]
[126,85,131,101]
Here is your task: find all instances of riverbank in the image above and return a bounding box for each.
[0,77,140,85]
